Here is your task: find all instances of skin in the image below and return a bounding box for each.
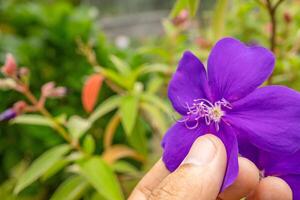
[129,134,293,200]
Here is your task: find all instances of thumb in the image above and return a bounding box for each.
[149,134,227,200]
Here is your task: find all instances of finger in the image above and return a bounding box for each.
[218,157,260,200]
[128,159,170,200]
[149,134,227,200]
[248,176,293,200]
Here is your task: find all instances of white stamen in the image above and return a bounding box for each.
[180,98,232,131]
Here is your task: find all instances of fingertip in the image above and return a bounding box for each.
[219,157,259,200]
[149,134,228,200]
[199,133,227,158]
[238,157,260,190]
[129,159,170,200]
[251,176,293,200]
[182,134,227,168]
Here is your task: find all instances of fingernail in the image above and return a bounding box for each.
[182,135,217,166]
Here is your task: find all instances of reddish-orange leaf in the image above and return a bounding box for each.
[82,74,104,113]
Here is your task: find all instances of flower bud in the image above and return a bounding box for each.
[283,11,292,24]
[41,82,55,97]
[172,9,189,27]
[0,78,17,90]
[196,37,211,49]
[19,67,29,77]
[13,101,28,114]
[1,54,17,76]
[51,87,67,98]
[0,109,17,121]
[41,82,67,98]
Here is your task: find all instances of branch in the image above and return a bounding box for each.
[273,0,285,11]
[20,84,82,151]
[264,0,285,84]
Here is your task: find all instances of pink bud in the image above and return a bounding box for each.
[41,82,67,98]
[172,9,190,29]
[19,67,30,77]
[51,87,67,98]
[1,54,17,76]
[13,101,28,114]
[196,37,211,49]
[283,11,292,23]
[41,82,55,97]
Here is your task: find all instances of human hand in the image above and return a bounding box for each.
[129,134,292,200]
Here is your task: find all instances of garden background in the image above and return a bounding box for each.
[0,0,300,199]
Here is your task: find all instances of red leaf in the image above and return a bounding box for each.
[82,74,104,113]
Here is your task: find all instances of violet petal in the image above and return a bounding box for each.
[219,123,239,191]
[259,150,300,177]
[226,85,300,154]
[162,121,209,172]
[237,134,260,168]
[168,51,210,115]
[207,37,274,102]
[162,121,238,191]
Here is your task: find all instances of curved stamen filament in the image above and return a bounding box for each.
[185,120,199,130]
[180,98,232,131]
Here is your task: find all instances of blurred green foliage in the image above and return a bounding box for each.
[0,0,300,199]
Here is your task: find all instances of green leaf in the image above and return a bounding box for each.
[55,114,67,124]
[14,145,71,194]
[79,157,124,200]
[141,93,172,115]
[212,0,228,40]
[50,176,89,200]
[83,135,95,155]
[188,0,200,17]
[101,68,131,89]
[162,19,177,37]
[128,118,148,155]
[112,161,138,174]
[146,76,164,94]
[119,95,139,136]
[170,0,188,18]
[140,102,168,136]
[88,95,121,124]
[67,115,91,140]
[110,55,130,75]
[11,114,54,127]
[135,63,169,76]
[90,193,107,200]
[41,159,69,181]
[170,0,200,18]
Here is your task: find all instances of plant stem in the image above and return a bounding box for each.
[265,0,285,84]
[266,0,284,52]
[22,85,82,151]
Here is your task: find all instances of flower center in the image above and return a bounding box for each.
[210,105,224,123]
[180,98,232,131]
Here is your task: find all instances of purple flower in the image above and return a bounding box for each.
[239,138,300,199]
[162,37,300,191]
[0,109,17,121]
